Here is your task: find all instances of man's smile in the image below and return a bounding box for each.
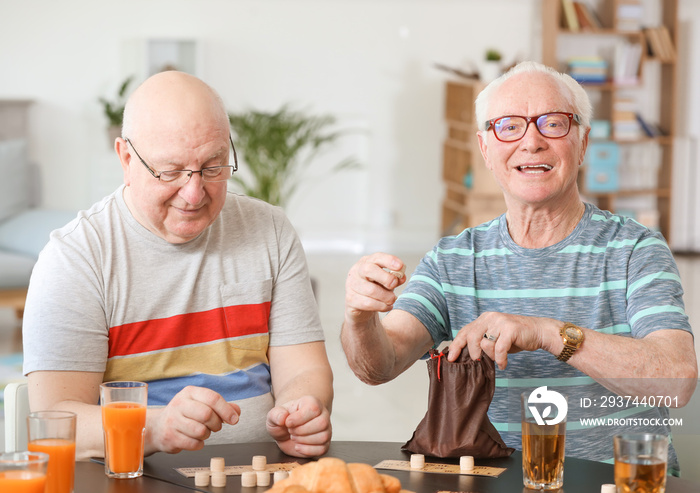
[517,164,553,174]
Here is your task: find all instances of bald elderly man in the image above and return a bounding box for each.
[23,71,333,459]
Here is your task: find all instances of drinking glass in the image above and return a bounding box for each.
[27,410,76,493]
[614,433,668,493]
[521,390,567,490]
[100,381,148,479]
[0,451,49,493]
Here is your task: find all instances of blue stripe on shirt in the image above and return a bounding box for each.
[146,364,271,406]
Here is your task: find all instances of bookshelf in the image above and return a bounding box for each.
[440,80,506,236]
[542,0,678,241]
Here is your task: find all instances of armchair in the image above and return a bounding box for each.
[0,101,75,323]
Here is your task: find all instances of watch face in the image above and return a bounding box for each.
[565,326,583,342]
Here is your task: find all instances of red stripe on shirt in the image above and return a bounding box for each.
[108,302,271,358]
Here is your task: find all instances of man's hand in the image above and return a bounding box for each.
[266,396,331,458]
[341,252,433,385]
[448,312,559,370]
[345,253,407,325]
[146,386,241,455]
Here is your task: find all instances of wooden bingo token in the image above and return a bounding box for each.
[460,455,474,471]
[252,455,268,471]
[194,470,210,487]
[274,470,290,482]
[241,471,257,487]
[410,454,425,469]
[210,456,225,472]
[257,471,271,486]
[211,471,227,488]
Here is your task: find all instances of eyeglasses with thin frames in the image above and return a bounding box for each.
[484,112,582,143]
[125,136,238,186]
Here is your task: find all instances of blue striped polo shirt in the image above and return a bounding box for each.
[394,203,691,473]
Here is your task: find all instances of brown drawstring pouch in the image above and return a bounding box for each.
[402,347,514,458]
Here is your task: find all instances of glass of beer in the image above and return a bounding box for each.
[27,411,77,493]
[100,381,148,479]
[613,433,668,493]
[521,390,567,490]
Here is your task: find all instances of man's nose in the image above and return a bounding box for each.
[179,171,207,202]
[523,120,540,137]
[520,121,547,147]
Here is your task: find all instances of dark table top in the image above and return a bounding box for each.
[76,441,699,493]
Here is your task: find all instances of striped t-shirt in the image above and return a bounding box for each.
[394,203,691,472]
[23,185,324,444]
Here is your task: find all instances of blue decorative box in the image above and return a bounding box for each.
[590,120,611,139]
[585,142,619,192]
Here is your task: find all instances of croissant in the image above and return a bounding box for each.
[265,458,413,493]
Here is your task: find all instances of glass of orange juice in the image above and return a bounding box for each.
[0,451,49,493]
[100,381,148,479]
[27,410,77,493]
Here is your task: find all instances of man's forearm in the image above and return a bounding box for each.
[41,400,167,459]
[274,368,333,411]
[567,329,698,406]
[41,400,105,460]
[28,371,107,460]
[268,342,334,410]
[341,314,400,385]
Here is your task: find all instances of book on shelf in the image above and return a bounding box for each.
[643,26,676,62]
[573,1,602,31]
[643,27,666,60]
[613,110,637,121]
[656,26,677,62]
[635,114,662,138]
[613,97,637,112]
[612,41,642,85]
[614,144,661,194]
[573,2,592,30]
[567,56,607,84]
[612,98,643,140]
[614,122,643,140]
[615,0,643,31]
[561,0,580,31]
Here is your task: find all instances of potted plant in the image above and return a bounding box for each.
[228,105,360,208]
[482,49,503,83]
[485,49,502,62]
[99,76,134,145]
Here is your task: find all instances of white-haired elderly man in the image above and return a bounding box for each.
[341,61,696,474]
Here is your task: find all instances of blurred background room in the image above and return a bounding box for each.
[1,0,699,482]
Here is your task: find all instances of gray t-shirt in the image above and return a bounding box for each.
[23,185,324,444]
[395,203,691,472]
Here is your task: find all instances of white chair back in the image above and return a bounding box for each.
[3,381,29,452]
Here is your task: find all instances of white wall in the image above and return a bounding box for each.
[0,0,538,253]
[671,1,700,251]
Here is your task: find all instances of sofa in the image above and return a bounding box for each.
[0,126,75,322]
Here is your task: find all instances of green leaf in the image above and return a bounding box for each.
[98,76,134,127]
[228,105,362,207]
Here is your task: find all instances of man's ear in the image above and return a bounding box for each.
[477,131,492,170]
[578,127,590,165]
[115,137,132,186]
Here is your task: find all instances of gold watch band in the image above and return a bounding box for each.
[556,346,576,362]
[557,322,584,362]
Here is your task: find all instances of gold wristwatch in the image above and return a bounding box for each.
[556,322,585,362]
